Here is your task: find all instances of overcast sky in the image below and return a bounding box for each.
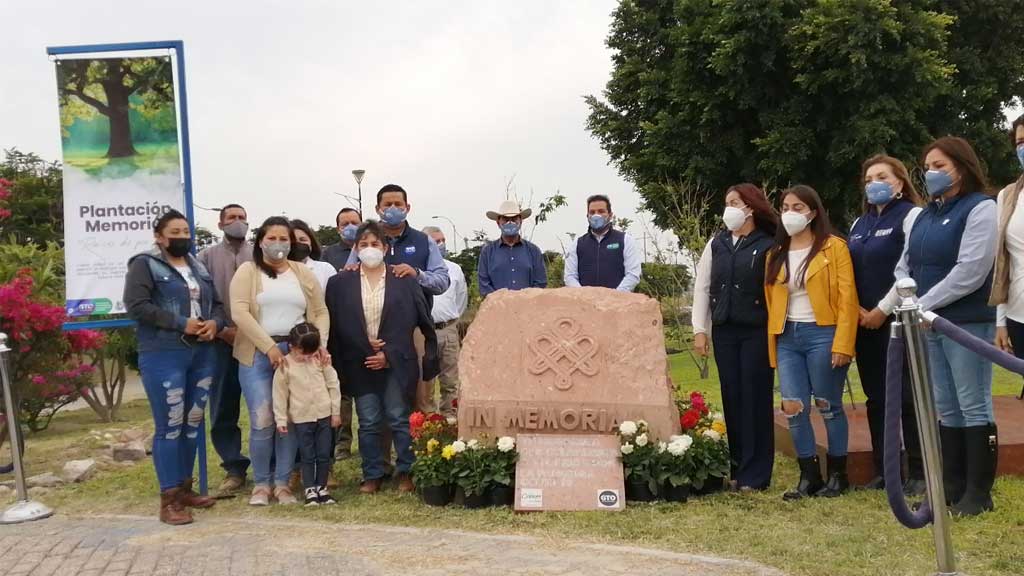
[0,0,660,255]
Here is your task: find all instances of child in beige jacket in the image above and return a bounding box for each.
[273,322,341,506]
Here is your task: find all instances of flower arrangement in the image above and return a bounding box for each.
[657,434,695,489]
[486,436,518,488]
[409,411,458,489]
[451,436,491,498]
[675,391,730,490]
[617,419,660,498]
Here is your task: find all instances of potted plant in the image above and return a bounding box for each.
[618,420,659,501]
[409,411,459,506]
[451,439,490,508]
[676,391,730,495]
[657,434,694,502]
[486,436,518,506]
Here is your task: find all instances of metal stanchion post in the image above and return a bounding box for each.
[0,332,54,524]
[894,279,957,576]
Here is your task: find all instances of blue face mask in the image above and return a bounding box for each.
[341,224,358,243]
[589,214,609,231]
[925,169,954,197]
[865,181,894,206]
[1017,144,1024,171]
[500,222,521,237]
[380,206,407,227]
[436,242,448,257]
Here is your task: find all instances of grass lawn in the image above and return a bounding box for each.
[7,354,1024,576]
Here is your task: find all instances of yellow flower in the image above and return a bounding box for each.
[427,438,440,454]
[441,445,455,460]
[712,421,727,435]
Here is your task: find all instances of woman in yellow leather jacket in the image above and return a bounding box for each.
[765,185,859,500]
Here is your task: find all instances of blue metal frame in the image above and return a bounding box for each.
[49,41,207,493]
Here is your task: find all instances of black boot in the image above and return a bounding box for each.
[783,456,824,501]
[950,424,997,517]
[815,455,849,498]
[902,451,926,497]
[939,425,966,505]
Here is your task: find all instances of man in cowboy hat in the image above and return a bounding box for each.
[478,200,547,297]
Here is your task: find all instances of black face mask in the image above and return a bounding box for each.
[289,243,312,262]
[166,238,192,258]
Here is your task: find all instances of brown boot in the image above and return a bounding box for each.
[160,488,193,525]
[359,478,383,494]
[397,473,415,493]
[178,477,216,509]
[326,469,339,490]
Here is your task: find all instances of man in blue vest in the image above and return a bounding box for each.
[564,194,642,291]
[478,200,548,297]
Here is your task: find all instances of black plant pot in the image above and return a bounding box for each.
[490,484,514,507]
[463,490,489,509]
[626,478,657,502]
[662,482,690,503]
[694,476,726,496]
[420,484,453,507]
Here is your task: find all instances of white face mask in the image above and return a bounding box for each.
[781,211,811,237]
[359,247,385,268]
[722,206,748,232]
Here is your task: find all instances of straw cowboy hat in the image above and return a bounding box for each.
[486,200,532,221]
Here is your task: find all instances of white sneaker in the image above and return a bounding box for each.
[249,485,271,506]
[274,486,298,505]
[304,487,320,507]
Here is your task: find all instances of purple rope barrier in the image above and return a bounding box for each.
[930,315,1024,375]
[884,331,932,529]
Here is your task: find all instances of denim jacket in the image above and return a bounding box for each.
[123,246,226,352]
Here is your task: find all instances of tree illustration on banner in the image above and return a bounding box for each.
[56,57,177,170]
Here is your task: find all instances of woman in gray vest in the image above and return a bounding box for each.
[692,184,778,491]
[894,136,998,516]
[848,155,925,494]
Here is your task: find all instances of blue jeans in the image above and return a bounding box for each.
[238,343,298,486]
[926,322,994,427]
[777,322,850,458]
[138,344,216,491]
[353,368,414,481]
[209,340,250,478]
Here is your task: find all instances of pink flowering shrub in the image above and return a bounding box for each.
[0,268,105,431]
[0,178,11,221]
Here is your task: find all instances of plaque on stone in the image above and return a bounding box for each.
[514,434,625,511]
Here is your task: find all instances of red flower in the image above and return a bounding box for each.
[427,413,445,423]
[0,208,10,220]
[66,329,106,352]
[680,409,701,430]
[409,411,426,433]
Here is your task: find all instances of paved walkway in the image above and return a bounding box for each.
[0,515,783,576]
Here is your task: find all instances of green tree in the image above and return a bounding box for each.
[57,57,175,158]
[0,149,63,246]
[314,224,341,248]
[194,226,217,251]
[587,0,1024,229]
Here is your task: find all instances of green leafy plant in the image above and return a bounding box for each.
[657,434,696,488]
[484,436,518,488]
[617,420,660,493]
[451,439,491,497]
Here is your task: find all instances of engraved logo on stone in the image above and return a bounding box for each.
[527,318,599,390]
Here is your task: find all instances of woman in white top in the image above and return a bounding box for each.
[289,219,337,290]
[992,114,1024,371]
[230,216,329,507]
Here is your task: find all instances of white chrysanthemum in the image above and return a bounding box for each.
[619,421,638,436]
[668,434,693,456]
[702,429,721,442]
[446,416,458,426]
[452,440,467,453]
[620,443,635,455]
[657,441,668,454]
[635,433,649,447]
[467,439,481,450]
[497,436,516,452]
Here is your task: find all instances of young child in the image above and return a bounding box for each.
[273,322,342,506]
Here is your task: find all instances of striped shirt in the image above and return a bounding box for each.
[360,267,387,340]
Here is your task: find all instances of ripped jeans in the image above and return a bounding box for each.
[239,343,298,486]
[138,344,216,491]
[777,321,850,458]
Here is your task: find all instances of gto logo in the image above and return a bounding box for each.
[597,489,619,508]
[77,301,96,314]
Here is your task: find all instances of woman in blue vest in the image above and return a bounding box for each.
[894,136,998,516]
[848,155,925,494]
[692,183,778,491]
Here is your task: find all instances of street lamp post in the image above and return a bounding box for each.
[352,170,366,216]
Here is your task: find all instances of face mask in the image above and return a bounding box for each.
[166,237,191,258]
[289,243,312,262]
[380,206,407,227]
[341,224,359,243]
[436,243,448,257]
[359,247,385,268]
[1016,144,1024,171]
[722,206,748,232]
[500,222,521,237]
[925,169,954,197]
[222,220,248,240]
[865,181,894,206]
[263,241,290,261]
[781,212,810,237]
[588,214,609,231]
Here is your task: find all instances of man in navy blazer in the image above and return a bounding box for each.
[324,226,440,493]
